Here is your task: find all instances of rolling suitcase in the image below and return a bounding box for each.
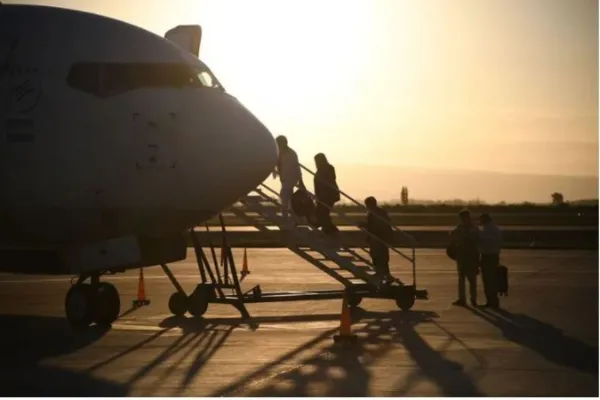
[497,264,509,296]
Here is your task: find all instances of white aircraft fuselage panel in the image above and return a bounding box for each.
[0,4,278,248]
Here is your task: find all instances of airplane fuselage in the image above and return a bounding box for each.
[0,5,278,272]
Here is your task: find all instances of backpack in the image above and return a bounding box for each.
[291,189,316,218]
[331,183,341,203]
[446,244,457,261]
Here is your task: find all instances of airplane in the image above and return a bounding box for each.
[0,4,279,328]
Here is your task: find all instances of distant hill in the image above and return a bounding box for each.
[279,164,599,204]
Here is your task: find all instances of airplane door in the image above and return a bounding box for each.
[132,111,179,170]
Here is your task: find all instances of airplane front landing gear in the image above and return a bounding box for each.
[94,281,121,326]
[65,282,94,329]
[65,274,121,329]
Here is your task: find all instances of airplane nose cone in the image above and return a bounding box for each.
[199,94,278,205]
[230,107,279,190]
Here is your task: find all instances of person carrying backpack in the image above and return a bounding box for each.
[313,153,340,236]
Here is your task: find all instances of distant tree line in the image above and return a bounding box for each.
[334,190,597,208]
[333,194,598,213]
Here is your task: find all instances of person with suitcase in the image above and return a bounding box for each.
[478,213,503,308]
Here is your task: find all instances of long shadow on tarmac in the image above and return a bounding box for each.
[131,317,237,396]
[210,309,484,396]
[86,313,349,396]
[0,314,127,396]
[467,307,599,375]
[78,310,485,396]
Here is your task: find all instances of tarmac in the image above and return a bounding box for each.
[0,248,597,396]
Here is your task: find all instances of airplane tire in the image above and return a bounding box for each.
[93,282,121,327]
[65,284,94,329]
[395,287,415,311]
[188,291,209,318]
[168,292,188,317]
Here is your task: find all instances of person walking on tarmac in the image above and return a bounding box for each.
[313,153,340,237]
[363,196,394,283]
[273,135,305,228]
[478,213,503,308]
[449,208,480,307]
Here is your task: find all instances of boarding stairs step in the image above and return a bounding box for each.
[238,192,382,288]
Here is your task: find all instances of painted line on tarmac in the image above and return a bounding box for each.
[110,320,346,334]
[110,323,187,337]
[109,321,526,353]
[110,322,256,335]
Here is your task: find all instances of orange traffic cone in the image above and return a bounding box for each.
[333,292,358,344]
[241,248,250,276]
[132,267,150,307]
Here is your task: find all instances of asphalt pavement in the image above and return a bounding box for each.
[0,248,597,396]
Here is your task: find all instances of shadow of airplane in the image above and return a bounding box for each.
[0,314,127,396]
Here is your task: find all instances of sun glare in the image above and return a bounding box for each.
[187,1,384,153]
[201,2,375,111]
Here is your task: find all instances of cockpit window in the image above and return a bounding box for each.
[67,62,222,97]
[197,71,214,88]
[194,61,223,90]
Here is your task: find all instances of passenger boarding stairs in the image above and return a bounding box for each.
[230,164,419,292]
[162,164,425,321]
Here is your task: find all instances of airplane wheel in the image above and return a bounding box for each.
[65,284,94,329]
[395,287,415,311]
[93,282,121,327]
[188,291,209,318]
[348,294,362,308]
[168,292,188,317]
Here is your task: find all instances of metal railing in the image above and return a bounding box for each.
[255,163,418,286]
[255,183,375,269]
[300,164,416,254]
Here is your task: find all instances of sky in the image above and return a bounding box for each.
[5,0,599,201]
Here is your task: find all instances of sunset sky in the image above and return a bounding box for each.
[6,0,599,201]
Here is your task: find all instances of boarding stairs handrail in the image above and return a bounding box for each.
[234,187,386,288]
[300,164,417,246]
[255,180,418,288]
[252,184,378,268]
[256,182,413,261]
[298,165,416,266]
